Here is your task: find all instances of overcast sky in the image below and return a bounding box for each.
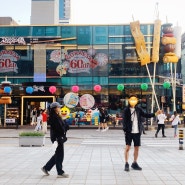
[0,0,184,33]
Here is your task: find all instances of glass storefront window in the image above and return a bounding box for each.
[61,26,76,38]
[109,25,124,35]
[0,27,15,36]
[32,26,46,36]
[15,27,30,36]
[77,26,92,45]
[93,26,108,45]
[45,26,59,36]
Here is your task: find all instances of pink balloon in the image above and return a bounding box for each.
[71,85,79,93]
[49,86,57,94]
[94,85,101,92]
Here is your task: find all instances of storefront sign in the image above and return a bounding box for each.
[5,118,15,123]
[49,49,108,76]
[0,37,26,45]
[0,50,19,73]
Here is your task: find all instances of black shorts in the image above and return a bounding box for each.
[125,133,141,146]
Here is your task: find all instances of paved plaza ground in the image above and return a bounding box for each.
[0,126,185,185]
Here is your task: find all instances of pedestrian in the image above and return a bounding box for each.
[98,107,109,132]
[41,102,69,178]
[42,109,48,134]
[37,106,42,119]
[34,109,42,131]
[122,95,156,172]
[75,110,81,127]
[155,110,167,138]
[96,107,103,131]
[170,111,181,137]
[30,107,37,126]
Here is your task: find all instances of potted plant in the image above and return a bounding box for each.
[19,131,45,147]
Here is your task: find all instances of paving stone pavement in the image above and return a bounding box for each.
[0,126,185,185]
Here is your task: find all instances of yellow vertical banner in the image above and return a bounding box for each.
[183,85,185,103]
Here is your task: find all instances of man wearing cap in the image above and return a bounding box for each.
[122,95,156,172]
[41,102,69,178]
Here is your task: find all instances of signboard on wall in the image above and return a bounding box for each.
[48,48,108,77]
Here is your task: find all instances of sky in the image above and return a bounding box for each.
[0,0,184,33]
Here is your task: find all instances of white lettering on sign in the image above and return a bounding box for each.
[6,119,15,123]
[0,37,26,45]
[33,85,45,92]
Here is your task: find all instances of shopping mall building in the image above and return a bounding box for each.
[0,24,183,125]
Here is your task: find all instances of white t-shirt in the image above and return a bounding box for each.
[130,108,139,133]
[157,113,167,124]
[171,115,181,126]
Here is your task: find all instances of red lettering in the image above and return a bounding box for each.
[70,60,77,68]
[0,59,5,67]
[5,59,11,67]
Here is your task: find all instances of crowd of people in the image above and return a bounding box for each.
[32,95,183,178]
[30,106,48,134]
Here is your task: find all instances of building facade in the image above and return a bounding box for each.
[59,0,70,24]
[31,0,70,25]
[0,24,182,125]
[31,0,59,25]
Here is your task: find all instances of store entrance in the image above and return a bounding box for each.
[21,96,55,125]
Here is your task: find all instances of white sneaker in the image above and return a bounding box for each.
[57,173,69,178]
[105,127,109,130]
[101,129,106,132]
[96,129,100,131]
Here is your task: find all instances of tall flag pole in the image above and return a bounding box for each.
[151,19,161,113]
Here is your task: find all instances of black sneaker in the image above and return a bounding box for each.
[155,133,157,138]
[124,162,129,171]
[162,135,166,137]
[131,162,142,170]
[41,167,50,176]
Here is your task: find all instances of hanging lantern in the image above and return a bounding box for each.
[163,81,171,89]
[49,86,57,94]
[26,86,33,94]
[94,85,102,92]
[71,85,79,93]
[4,86,11,94]
[141,83,148,91]
[117,84,124,91]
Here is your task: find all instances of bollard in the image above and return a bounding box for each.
[179,129,184,150]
